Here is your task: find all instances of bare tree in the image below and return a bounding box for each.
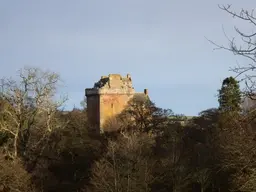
[159,126,191,192]
[89,130,157,192]
[194,168,212,192]
[119,95,172,133]
[0,67,67,159]
[208,4,256,97]
[215,113,256,192]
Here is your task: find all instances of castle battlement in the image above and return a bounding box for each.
[85,73,136,96]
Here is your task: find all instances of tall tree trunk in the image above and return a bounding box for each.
[201,185,204,192]
[13,123,20,158]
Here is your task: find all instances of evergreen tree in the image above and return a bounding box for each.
[218,76,242,113]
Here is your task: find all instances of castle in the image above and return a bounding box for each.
[85,74,148,133]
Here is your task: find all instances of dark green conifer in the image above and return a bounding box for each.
[218,76,242,113]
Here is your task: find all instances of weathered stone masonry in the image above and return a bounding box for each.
[85,74,148,133]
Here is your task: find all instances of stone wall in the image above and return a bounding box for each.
[99,93,134,128]
[86,94,100,131]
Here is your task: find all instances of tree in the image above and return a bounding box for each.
[208,5,256,97]
[208,7,256,189]
[0,154,35,192]
[193,168,211,192]
[214,113,256,192]
[218,76,242,113]
[153,121,193,192]
[88,130,157,192]
[0,67,67,159]
[181,109,220,192]
[31,108,103,192]
[119,94,172,133]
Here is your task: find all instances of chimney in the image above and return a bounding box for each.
[144,89,148,95]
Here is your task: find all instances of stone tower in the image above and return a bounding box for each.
[85,74,148,133]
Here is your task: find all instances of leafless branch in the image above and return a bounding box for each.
[207,4,256,97]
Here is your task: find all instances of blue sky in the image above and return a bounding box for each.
[0,0,254,116]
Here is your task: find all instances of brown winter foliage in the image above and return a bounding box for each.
[1,4,256,190]
[1,73,256,192]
